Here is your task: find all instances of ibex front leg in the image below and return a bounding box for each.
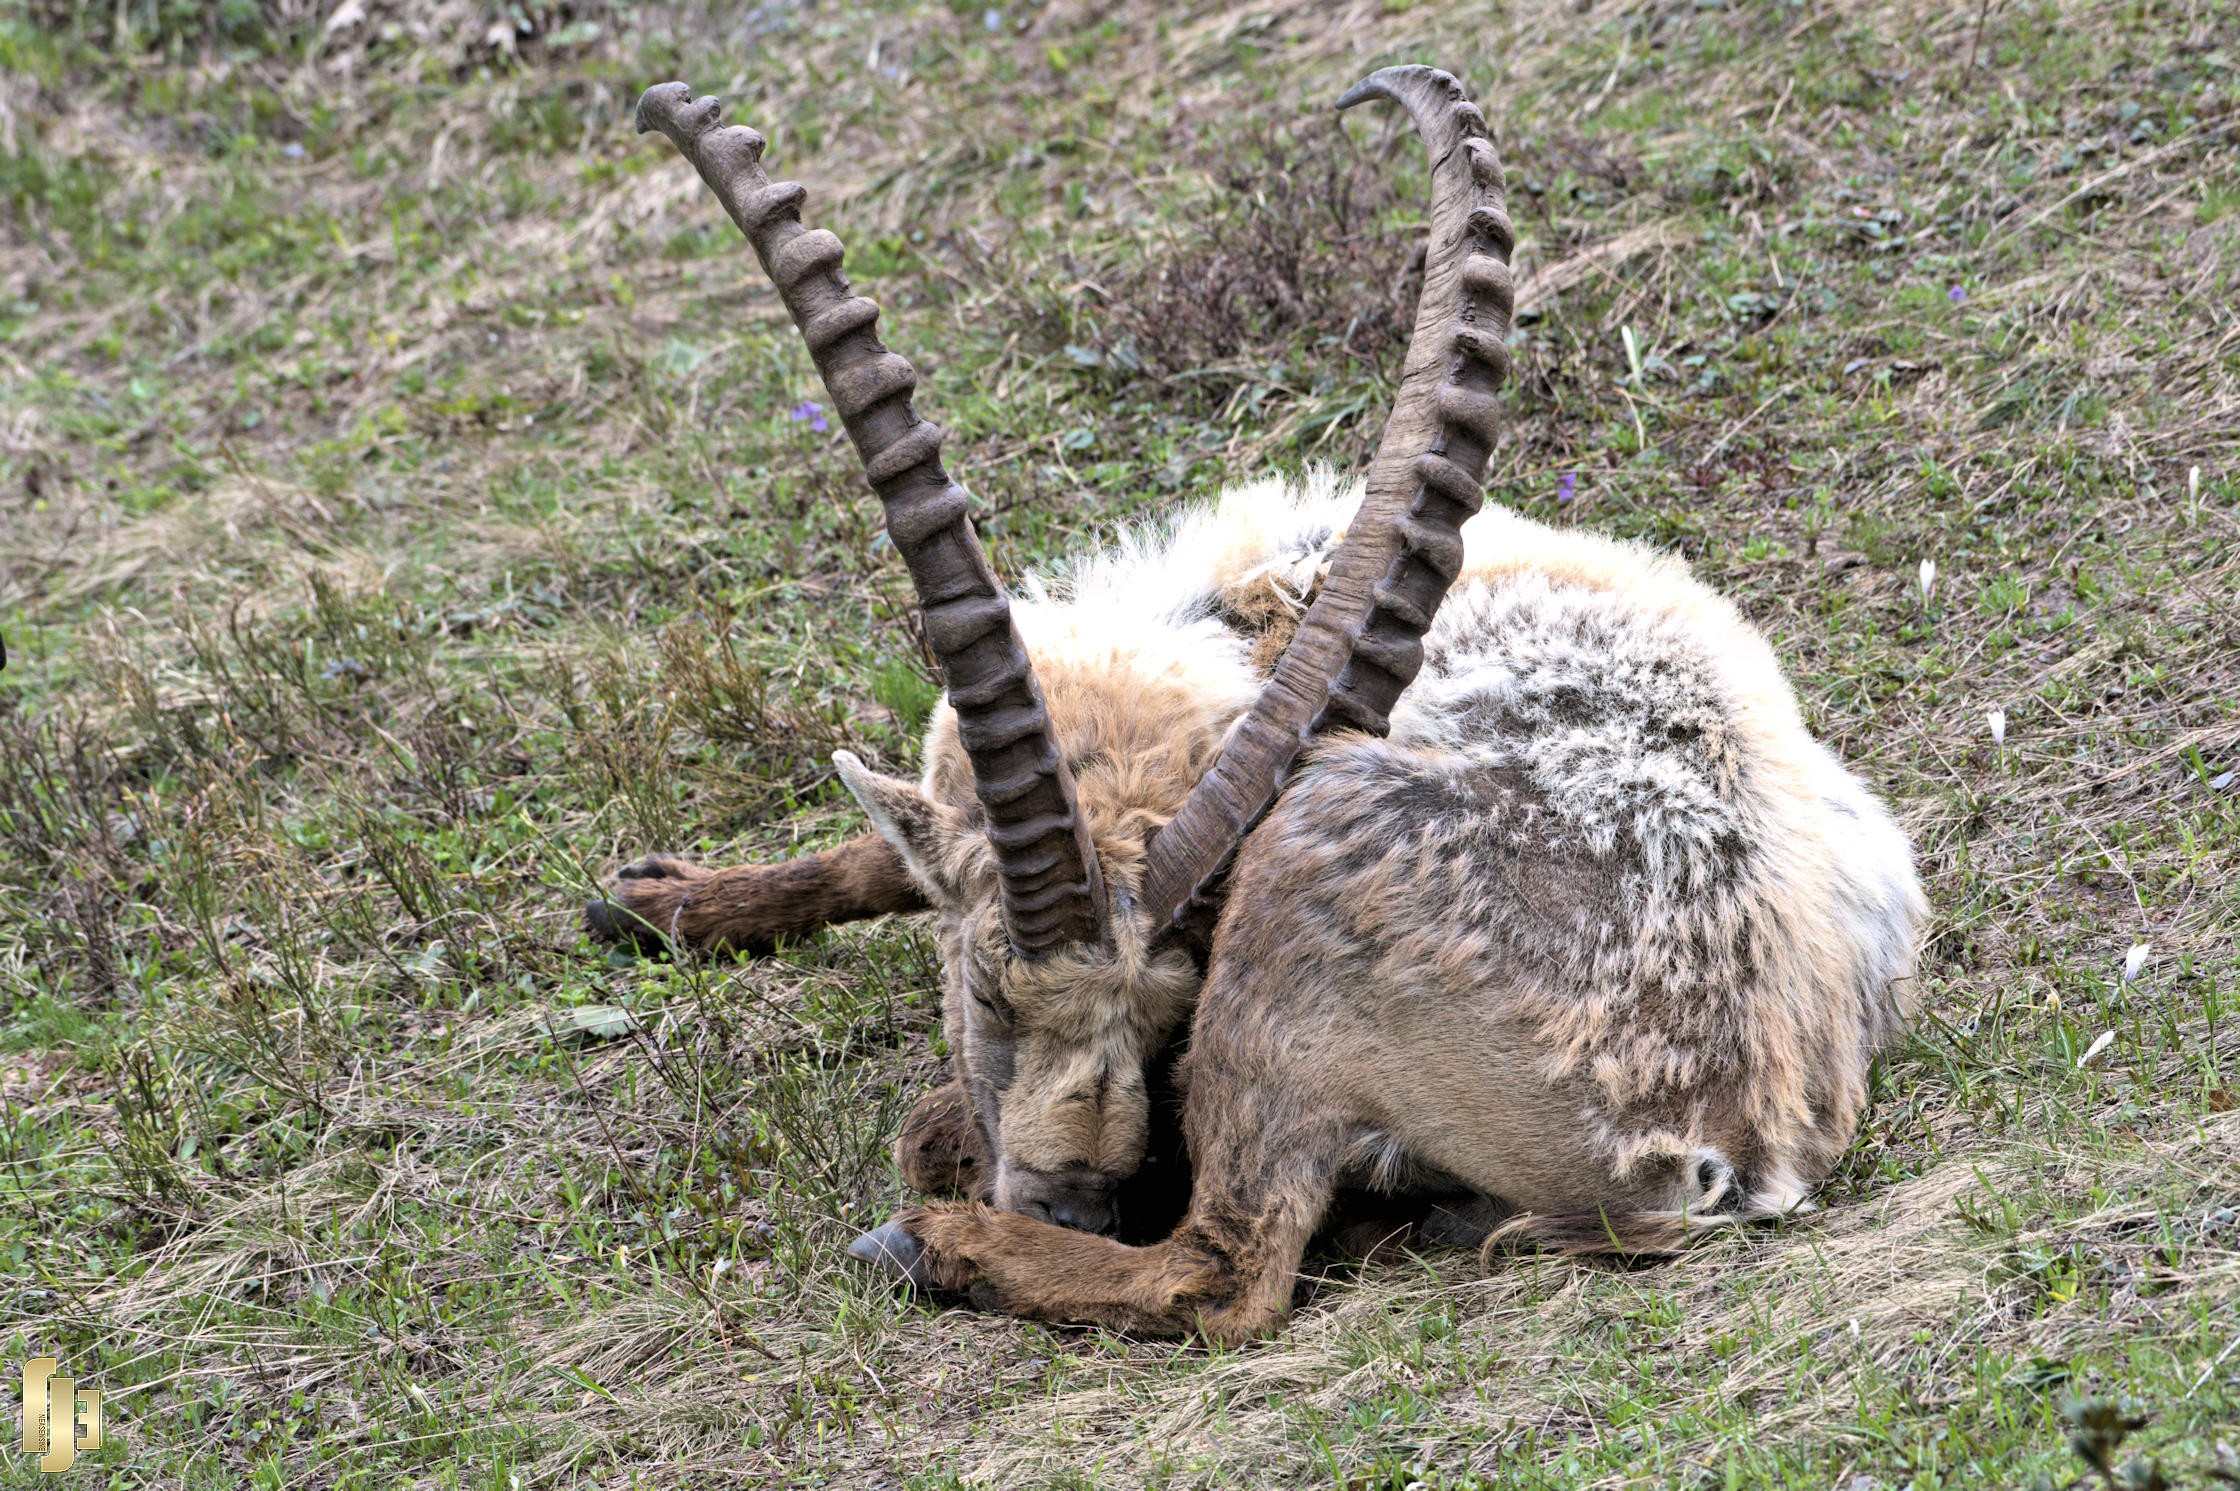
[859,1080,1345,1343]
[585,832,926,955]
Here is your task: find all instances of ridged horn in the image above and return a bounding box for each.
[1139,65,1516,952]
[634,83,1106,959]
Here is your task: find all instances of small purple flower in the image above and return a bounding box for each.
[1557,471,1577,504]
[1948,284,1967,304]
[789,399,829,433]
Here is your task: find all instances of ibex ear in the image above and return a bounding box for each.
[834,751,972,907]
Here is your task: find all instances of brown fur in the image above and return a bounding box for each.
[585,581,1314,962]
[1212,565,1325,674]
[895,1080,991,1198]
[584,834,925,955]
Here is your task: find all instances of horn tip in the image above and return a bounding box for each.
[634,81,731,147]
[632,80,691,135]
[1335,63,1461,112]
[1333,77,1382,111]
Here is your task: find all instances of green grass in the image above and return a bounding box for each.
[2,0,2236,1485]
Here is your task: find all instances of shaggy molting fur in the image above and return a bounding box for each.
[873,473,1924,1336]
[597,471,1926,1335]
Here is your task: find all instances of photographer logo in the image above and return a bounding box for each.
[20,1359,102,1474]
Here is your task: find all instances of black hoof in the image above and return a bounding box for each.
[584,897,666,952]
[848,1221,930,1287]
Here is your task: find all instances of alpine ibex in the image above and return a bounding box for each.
[604,66,1925,1340]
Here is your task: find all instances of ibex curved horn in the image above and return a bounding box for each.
[1140,65,1516,950]
[634,83,1107,959]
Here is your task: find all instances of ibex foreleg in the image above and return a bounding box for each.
[864,1080,1345,1343]
[584,832,926,955]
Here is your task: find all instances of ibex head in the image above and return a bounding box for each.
[635,64,1515,1234]
[833,735,1201,1232]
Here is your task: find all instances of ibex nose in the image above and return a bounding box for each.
[1041,1192,1118,1236]
[999,1167,1122,1235]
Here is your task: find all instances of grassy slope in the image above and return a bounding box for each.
[2,0,2237,1485]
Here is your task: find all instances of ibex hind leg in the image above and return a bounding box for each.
[1484,1149,1794,1258]
[866,1085,1350,1343]
[585,832,926,955]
